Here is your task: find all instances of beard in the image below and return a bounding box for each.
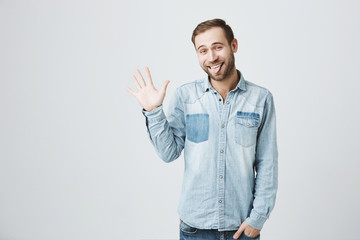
[202,53,236,81]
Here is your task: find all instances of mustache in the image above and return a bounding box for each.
[206,61,223,67]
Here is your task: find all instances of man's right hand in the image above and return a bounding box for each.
[126,67,170,112]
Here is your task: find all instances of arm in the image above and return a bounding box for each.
[234,92,278,239]
[127,67,185,162]
[247,92,279,229]
[143,90,185,162]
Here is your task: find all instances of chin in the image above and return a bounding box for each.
[210,75,226,81]
[204,69,227,81]
[202,68,222,81]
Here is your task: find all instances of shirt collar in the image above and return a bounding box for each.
[202,69,246,93]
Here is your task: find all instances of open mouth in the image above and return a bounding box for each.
[208,63,223,75]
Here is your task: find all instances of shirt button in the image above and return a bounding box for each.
[246,123,251,127]
[218,200,222,203]
[226,101,230,104]
[218,99,222,102]
[219,175,223,179]
[221,124,225,128]
[220,150,224,153]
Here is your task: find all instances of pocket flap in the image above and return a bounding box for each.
[236,111,260,128]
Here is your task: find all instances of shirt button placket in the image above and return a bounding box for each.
[218,119,227,230]
[217,96,232,230]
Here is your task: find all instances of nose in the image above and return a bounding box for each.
[209,50,218,62]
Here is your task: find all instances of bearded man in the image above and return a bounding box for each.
[127,18,278,240]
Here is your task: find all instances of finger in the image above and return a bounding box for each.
[233,229,244,239]
[135,69,146,87]
[131,75,142,90]
[126,87,137,97]
[233,224,245,239]
[144,66,153,85]
[160,80,170,94]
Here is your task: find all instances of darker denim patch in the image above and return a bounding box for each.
[235,111,260,147]
[236,111,260,128]
[186,113,209,143]
[236,111,260,119]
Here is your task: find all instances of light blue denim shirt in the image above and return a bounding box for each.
[142,71,278,231]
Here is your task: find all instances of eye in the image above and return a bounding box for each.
[215,46,222,50]
[199,49,207,54]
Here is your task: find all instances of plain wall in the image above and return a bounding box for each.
[1,0,360,239]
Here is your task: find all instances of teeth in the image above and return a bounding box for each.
[210,64,221,69]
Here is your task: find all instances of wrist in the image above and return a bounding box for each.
[144,104,161,112]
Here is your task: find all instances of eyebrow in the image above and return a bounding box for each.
[197,42,225,50]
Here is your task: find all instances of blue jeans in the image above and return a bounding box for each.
[180,220,260,240]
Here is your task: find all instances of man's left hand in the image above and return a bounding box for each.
[233,221,260,239]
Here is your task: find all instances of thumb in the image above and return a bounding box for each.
[233,222,246,239]
[160,80,170,94]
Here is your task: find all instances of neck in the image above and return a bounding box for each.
[210,68,239,99]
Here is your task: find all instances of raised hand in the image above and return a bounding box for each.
[126,67,170,112]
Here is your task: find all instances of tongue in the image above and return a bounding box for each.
[210,64,222,75]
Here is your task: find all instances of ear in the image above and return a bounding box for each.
[231,38,238,53]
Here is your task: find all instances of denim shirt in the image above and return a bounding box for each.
[142,71,278,231]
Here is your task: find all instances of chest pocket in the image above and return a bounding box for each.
[235,111,260,147]
[186,113,209,143]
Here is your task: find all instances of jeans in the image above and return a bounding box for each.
[180,220,260,240]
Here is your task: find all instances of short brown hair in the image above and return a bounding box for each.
[191,18,234,46]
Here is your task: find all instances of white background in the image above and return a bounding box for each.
[1,0,360,239]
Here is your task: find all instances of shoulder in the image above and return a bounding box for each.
[177,78,204,92]
[174,78,207,104]
[242,79,273,107]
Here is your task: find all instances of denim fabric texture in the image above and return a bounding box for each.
[143,71,278,231]
[186,113,209,143]
[180,220,260,240]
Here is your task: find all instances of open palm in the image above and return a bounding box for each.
[126,67,170,112]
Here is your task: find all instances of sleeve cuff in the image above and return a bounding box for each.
[142,105,166,124]
[245,210,268,230]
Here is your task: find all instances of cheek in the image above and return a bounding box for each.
[198,56,207,65]
[218,52,227,60]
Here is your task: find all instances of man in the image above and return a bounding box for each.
[127,19,278,240]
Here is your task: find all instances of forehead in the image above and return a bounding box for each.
[194,27,228,49]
